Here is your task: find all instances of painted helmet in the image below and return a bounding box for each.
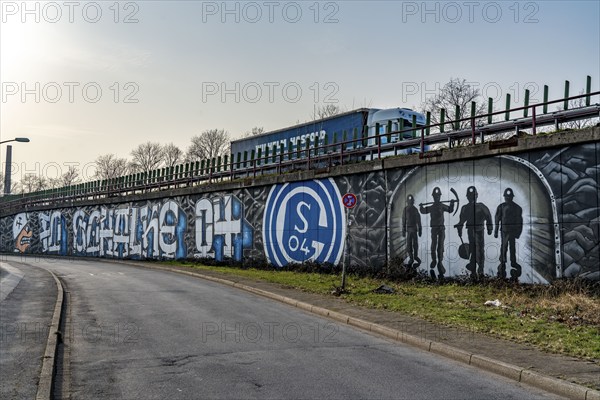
[503,188,514,198]
[432,187,442,197]
[466,186,478,201]
[407,194,415,204]
[12,213,28,239]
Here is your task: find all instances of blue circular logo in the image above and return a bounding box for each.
[263,179,345,267]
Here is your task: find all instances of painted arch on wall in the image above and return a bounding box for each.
[387,155,559,283]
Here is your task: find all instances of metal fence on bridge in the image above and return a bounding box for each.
[1,87,598,215]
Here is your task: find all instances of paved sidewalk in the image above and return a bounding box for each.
[0,262,57,400]
[126,262,600,396]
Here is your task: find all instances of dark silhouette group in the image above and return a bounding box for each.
[402,186,523,280]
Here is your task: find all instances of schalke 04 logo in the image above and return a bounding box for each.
[263,179,345,267]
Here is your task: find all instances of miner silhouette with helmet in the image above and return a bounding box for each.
[419,187,455,280]
[494,187,523,280]
[454,186,493,279]
[402,194,422,268]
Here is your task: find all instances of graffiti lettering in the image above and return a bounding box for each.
[39,211,66,254]
[194,195,253,261]
[72,201,187,259]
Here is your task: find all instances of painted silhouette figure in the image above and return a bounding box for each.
[494,188,523,280]
[454,186,493,279]
[419,187,455,280]
[402,194,422,268]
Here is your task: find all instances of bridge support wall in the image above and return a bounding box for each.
[2,131,598,282]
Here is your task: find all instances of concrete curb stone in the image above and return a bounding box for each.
[35,267,64,400]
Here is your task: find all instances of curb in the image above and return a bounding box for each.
[127,262,600,400]
[35,267,64,400]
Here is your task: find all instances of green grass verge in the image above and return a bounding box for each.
[165,261,600,360]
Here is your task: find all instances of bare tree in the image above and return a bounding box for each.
[19,174,47,193]
[61,165,80,186]
[46,177,62,190]
[312,104,342,120]
[185,129,230,162]
[130,142,164,172]
[94,154,129,180]
[0,172,20,194]
[556,91,598,130]
[162,143,183,168]
[241,126,265,138]
[421,78,487,133]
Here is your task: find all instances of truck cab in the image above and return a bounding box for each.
[366,108,426,153]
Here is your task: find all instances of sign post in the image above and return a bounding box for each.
[341,193,357,290]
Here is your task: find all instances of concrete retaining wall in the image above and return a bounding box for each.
[2,129,598,282]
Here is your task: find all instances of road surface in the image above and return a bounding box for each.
[1,256,562,399]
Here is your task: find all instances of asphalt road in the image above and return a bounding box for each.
[3,257,563,399]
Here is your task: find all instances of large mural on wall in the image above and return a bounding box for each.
[388,156,558,283]
[1,142,598,282]
[2,194,255,263]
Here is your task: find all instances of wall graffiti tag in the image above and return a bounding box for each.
[194,195,253,261]
[73,201,187,259]
[39,211,68,255]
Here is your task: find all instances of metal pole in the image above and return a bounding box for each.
[454,105,460,131]
[4,145,12,195]
[586,76,592,106]
[341,207,348,290]
[564,80,570,110]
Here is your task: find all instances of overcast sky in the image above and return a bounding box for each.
[1,1,599,181]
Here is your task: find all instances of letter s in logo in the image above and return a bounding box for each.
[294,202,310,234]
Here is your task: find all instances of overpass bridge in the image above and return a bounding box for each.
[1,90,599,283]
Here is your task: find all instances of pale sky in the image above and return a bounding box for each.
[1,1,599,182]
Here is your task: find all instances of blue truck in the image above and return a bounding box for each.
[230,107,427,166]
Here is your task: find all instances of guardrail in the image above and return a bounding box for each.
[1,90,599,215]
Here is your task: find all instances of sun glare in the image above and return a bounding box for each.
[1,18,48,78]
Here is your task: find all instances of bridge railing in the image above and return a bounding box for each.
[1,89,598,214]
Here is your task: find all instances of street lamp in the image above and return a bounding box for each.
[0,137,30,145]
[2,137,30,195]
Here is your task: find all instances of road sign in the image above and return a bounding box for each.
[342,193,357,209]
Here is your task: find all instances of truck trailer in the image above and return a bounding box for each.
[230,107,426,167]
